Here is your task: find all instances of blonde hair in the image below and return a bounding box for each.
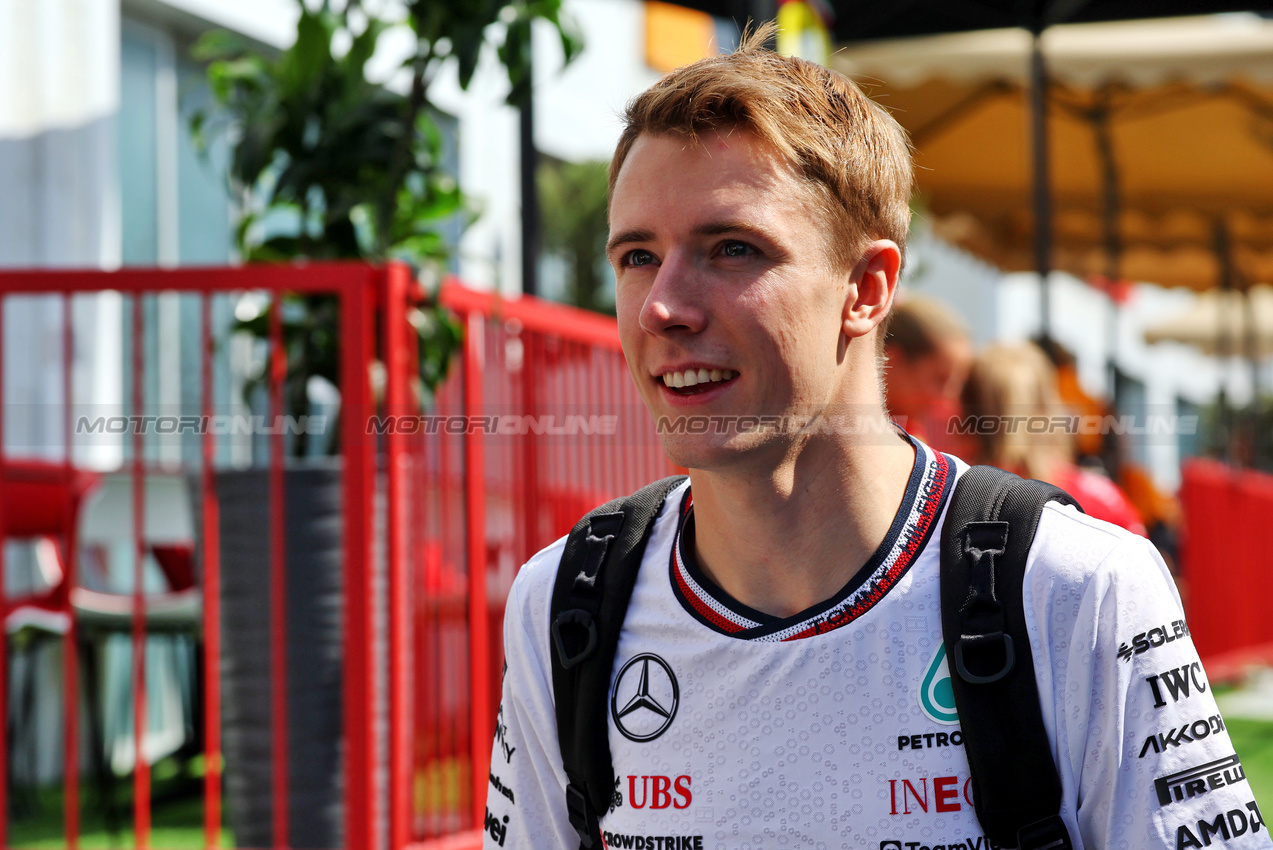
[961,342,1072,480]
[608,24,913,272]
[884,295,970,360]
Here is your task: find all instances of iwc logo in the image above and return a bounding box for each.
[919,643,959,725]
[611,653,680,742]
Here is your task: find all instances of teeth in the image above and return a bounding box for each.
[661,368,736,388]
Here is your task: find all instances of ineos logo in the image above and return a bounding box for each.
[611,653,679,742]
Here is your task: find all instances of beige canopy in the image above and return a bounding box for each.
[1143,285,1273,357]
[832,14,1273,291]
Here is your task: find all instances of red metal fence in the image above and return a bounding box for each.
[1180,458,1273,678]
[0,263,670,850]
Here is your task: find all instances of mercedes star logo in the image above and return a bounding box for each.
[611,653,679,742]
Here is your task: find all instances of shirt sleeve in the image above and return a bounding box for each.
[1026,504,1272,849]
[484,546,580,850]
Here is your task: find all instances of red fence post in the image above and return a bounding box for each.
[0,294,8,850]
[63,293,81,850]
[343,272,379,850]
[385,263,412,850]
[131,294,151,850]
[268,292,290,850]
[202,292,223,849]
[463,311,491,830]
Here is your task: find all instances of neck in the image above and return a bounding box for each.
[686,417,915,618]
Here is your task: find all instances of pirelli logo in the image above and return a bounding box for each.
[1155,754,1246,806]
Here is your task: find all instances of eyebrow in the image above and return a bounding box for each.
[605,221,778,254]
[692,221,777,244]
[606,228,655,254]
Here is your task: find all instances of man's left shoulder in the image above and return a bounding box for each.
[1026,499,1169,591]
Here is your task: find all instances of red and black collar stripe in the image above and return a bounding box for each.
[670,440,953,641]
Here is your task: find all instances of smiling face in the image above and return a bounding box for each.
[610,130,895,471]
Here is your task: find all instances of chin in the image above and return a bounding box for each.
[658,430,781,473]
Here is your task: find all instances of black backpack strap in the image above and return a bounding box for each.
[549,475,688,850]
[940,465,1081,850]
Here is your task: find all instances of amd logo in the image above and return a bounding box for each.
[1174,800,1265,847]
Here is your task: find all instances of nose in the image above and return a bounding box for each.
[639,253,707,336]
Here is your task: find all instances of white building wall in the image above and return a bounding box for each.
[425,0,663,295]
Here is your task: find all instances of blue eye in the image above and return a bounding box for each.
[721,241,754,258]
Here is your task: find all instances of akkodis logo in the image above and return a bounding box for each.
[919,644,959,725]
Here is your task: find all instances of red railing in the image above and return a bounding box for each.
[0,264,670,850]
[1179,458,1273,678]
[412,282,673,845]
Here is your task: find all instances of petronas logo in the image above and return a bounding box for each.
[919,643,959,725]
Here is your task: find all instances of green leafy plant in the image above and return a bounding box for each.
[192,0,581,455]
[539,157,613,313]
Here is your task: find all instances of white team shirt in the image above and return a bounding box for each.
[486,441,1270,849]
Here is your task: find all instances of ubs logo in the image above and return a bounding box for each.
[612,653,679,742]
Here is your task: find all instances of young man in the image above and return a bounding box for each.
[485,31,1266,849]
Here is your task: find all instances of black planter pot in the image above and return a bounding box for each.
[218,463,344,850]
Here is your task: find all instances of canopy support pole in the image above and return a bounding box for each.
[1215,219,1238,465]
[519,39,539,298]
[1030,30,1053,339]
[1093,90,1123,402]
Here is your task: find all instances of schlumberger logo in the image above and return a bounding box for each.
[1155,754,1246,806]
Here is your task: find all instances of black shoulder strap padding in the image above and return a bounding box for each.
[550,475,687,850]
[940,465,1081,850]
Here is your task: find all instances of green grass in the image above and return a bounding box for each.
[10,792,229,850]
[1227,717,1273,808]
[8,756,232,850]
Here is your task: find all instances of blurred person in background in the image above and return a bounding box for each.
[1034,336,1182,569]
[962,341,1148,536]
[883,294,974,454]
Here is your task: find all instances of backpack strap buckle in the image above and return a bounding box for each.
[1017,814,1073,850]
[565,783,601,849]
[954,632,1015,684]
[954,520,1016,684]
[552,609,598,670]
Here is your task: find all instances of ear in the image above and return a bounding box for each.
[842,240,901,340]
